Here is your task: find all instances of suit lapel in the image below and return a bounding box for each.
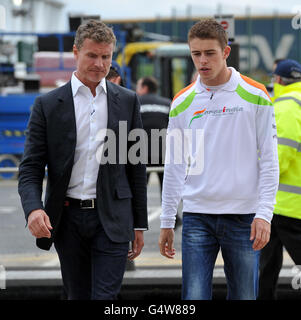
[57,81,77,142]
[106,80,120,133]
[56,81,77,168]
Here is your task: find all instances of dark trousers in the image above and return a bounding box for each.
[54,205,129,300]
[258,214,301,300]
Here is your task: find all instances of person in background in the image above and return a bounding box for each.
[136,76,182,229]
[106,61,124,86]
[266,58,284,98]
[258,59,301,300]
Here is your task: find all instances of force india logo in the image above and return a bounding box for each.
[189,106,244,127]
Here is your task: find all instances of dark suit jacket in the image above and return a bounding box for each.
[18,80,148,250]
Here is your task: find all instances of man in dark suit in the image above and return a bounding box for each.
[18,20,148,300]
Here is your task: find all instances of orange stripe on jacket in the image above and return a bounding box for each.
[172,81,196,103]
[240,74,271,100]
[193,109,206,116]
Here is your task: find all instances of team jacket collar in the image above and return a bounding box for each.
[194,67,239,94]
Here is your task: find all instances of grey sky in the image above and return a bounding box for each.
[63,0,301,20]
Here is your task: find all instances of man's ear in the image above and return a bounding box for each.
[278,76,285,86]
[223,45,231,60]
[73,44,78,60]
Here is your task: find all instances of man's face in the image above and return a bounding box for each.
[73,38,114,88]
[189,38,231,86]
[274,75,282,84]
[136,79,148,96]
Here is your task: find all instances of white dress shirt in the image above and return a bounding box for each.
[66,72,108,200]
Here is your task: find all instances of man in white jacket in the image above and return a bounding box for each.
[158,19,279,300]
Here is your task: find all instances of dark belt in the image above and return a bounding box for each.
[64,197,97,209]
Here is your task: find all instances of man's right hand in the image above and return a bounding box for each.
[28,209,53,239]
[158,228,176,259]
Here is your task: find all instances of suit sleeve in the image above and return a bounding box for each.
[18,96,47,221]
[127,93,148,229]
[160,108,187,228]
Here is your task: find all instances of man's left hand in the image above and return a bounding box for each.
[250,218,271,251]
[128,230,144,260]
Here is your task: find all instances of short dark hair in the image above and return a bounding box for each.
[274,58,284,65]
[74,20,116,50]
[140,76,158,94]
[188,19,228,49]
[107,67,120,80]
[106,66,124,86]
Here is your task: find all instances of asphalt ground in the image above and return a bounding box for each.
[0,175,300,300]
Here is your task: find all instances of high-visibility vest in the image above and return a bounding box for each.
[273,81,301,219]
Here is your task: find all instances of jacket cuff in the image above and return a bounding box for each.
[160,218,176,229]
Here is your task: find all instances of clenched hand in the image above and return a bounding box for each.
[158,228,176,259]
[28,209,53,239]
[250,218,271,250]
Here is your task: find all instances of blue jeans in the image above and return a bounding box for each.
[182,212,260,300]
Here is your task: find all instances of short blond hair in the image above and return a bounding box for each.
[74,20,116,50]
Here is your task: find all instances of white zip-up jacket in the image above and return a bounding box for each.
[160,67,279,228]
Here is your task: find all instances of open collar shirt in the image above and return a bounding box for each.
[66,72,108,200]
